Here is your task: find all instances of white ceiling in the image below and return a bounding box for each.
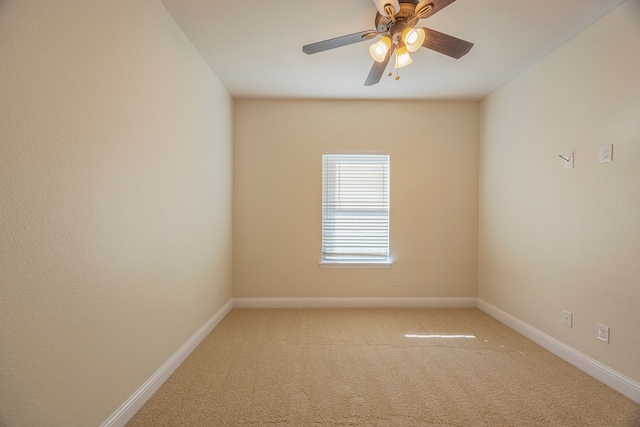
[160,0,624,100]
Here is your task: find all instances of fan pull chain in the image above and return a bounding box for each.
[390,47,400,81]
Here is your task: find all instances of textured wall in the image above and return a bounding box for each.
[0,1,233,426]
[233,100,479,298]
[479,0,640,383]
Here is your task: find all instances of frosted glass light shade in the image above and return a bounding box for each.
[395,44,413,68]
[369,37,392,62]
[402,28,425,53]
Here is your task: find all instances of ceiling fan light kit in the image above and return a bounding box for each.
[402,27,425,52]
[302,0,474,86]
[370,36,392,62]
[395,42,413,68]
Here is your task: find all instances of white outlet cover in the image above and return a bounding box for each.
[561,310,572,327]
[599,144,613,163]
[596,323,609,343]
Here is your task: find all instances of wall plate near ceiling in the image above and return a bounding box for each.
[560,153,574,169]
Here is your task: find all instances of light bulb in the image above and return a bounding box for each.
[395,44,413,68]
[402,27,425,53]
[369,37,392,62]
[407,30,419,44]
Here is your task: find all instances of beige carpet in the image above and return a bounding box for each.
[127,308,640,426]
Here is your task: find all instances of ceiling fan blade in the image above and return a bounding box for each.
[303,30,377,55]
[416,0,457,20]
[421,27,473,59]
[364,43,396,86]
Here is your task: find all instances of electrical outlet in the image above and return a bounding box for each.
[394,275,401,286]
[596,323,609,343]
[561,310,572,328]
[599,144,613,163]
[219,282,223,295]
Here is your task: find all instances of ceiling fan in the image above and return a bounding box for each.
[302,0,474,86]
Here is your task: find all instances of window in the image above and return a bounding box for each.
[321,153,390,265]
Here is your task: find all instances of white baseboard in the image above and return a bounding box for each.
[233,297,478,309]
[100,299,234,427]
[477,298,640,404]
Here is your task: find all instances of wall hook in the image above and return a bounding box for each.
[560,153,574,169]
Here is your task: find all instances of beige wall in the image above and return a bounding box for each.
[479,0,640,384]
[233,100,479,298]
[2,0,636,424]
[0,1,233,426]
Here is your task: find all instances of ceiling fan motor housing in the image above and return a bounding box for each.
[373,0,400,17]
[415,0,434,19]
[375,0,423,35]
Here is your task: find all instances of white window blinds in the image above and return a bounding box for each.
[322,154,390,263]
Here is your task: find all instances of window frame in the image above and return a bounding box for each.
[319,152,392,268]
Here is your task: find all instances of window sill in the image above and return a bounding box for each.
[319,261,393,269]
